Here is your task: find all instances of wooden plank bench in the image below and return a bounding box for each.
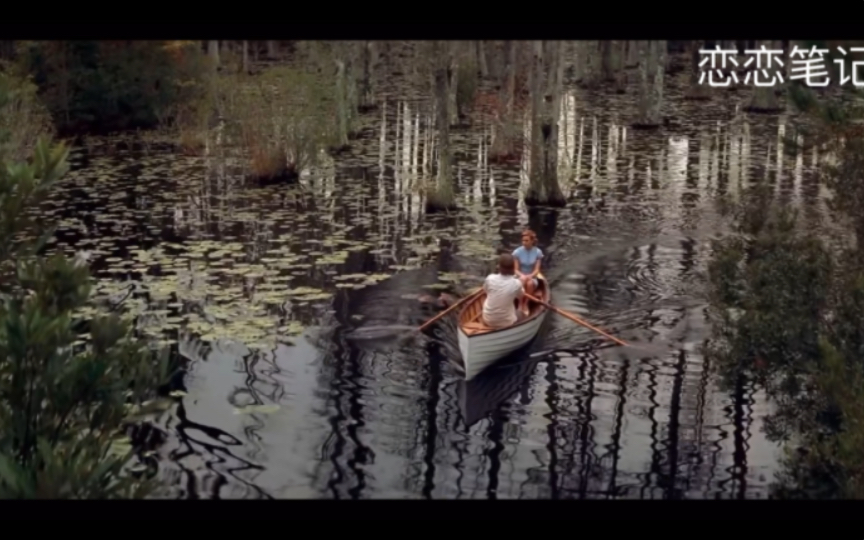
[462,321,490,335]
[462,308,490,335]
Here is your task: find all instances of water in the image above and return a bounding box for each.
[34,55,829,498]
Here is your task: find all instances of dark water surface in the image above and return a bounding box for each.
[38,61,831,498]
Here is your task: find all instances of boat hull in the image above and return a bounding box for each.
[458,311,546,380]
[455,275,548,381]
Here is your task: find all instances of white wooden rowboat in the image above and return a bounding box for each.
[455,274,548,380]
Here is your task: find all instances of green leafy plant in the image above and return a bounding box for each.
[15,40,212,135]
[704,59,864,497]
[0,72,169,498]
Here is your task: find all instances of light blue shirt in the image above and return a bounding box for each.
[513,246,542,275]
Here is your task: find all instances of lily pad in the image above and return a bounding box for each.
[234,404,280,414]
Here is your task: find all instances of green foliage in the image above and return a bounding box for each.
[705,189,859,497]
[15,40,212,134]
[0,73,168,497]
[771,337,864,498]
[706,51,864,496]
[706,189,833,383]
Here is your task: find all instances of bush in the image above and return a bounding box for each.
[0,73,169,498]
[705,78,864,497]
[15,40,212,135]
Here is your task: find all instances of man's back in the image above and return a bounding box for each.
[482,273,523,327]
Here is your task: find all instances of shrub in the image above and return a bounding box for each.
[0,73,169,498]
[15,40,212,135]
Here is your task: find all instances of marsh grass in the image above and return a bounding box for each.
[249,144,291,181]
[214,67,336,182]
[0,62,53,162]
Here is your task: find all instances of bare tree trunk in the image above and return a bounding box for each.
[578,41,590,86]
[572,41,584,83]
[207,40,220,69]
[634,40,665,128]
[489,121,506,162]
[685,40,711,100]
[345,47,358,129]
[490,42,518,162]
[502,40,517,115]
[661,41,670,73]
[266,40,277,59]
[411,41,420,82]
[578,40,601,88]
[600,40,625,92]
[428,41,456,212]
[359,41,375,111]
[490,41,518,162]
[447,49,459,126]
[625,40,639,68]
[526,40,566,207]
[745,40,783,113]
[601,40,614,81]
[476,41,488,78]
[613,41,625,70]
[335,59,349,148]
[382,41,392,76]
[613,40,627,91]
[486,41,501,80]
[241,40,249,73]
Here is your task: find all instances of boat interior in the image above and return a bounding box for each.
[458,277,547,336]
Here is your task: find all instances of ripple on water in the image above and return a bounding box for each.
[40,53,805,498]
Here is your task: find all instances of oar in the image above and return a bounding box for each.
[417,287,483,332]
[524,293,628,346]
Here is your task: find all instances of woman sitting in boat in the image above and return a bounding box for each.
[482,253,525,328]
[513,229,543,315]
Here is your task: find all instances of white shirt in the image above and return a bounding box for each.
[482,273,524,327]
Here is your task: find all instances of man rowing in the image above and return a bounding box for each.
[481,252,525,328]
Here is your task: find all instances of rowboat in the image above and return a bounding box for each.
[455,274,549,380]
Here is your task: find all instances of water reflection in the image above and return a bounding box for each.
[40,54,823,498]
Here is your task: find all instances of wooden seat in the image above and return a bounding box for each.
[462,321,490,335]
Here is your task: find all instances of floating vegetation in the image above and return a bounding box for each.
[233,404,280,414]
[29,88,522,359]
